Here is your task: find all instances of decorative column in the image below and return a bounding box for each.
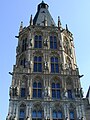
[64,104,69,119]
[81,104,86,120]
[29,103,32,120]
[15,103,19,120]
[76,105,80,119]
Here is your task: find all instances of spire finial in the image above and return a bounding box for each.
[66,24,68,31]
[58,16,61,28]
[19,21,23,32]
[42,0,44,3]
[30,14,33,26]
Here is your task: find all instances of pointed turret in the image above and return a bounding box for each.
[19,21,23,32]
[33,1,55,26]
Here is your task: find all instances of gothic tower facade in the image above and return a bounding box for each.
[6,1,86,120]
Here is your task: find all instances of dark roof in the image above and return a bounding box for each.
[33,1,56,26]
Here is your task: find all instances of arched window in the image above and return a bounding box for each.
[52,82,60,99]
[19,104,26,120]
[34,56,42,72]
[33,82,42,98]
[53,110,63,120]
[50,35,57,49]
[32,110,42,120]
[69,111,74,120]
[51,57,59,73]
[34,35,42,48]
[22,38,27,52]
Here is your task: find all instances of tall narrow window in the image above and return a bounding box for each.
[50,36,57,49]
[34,35,42,48]
[19,104,26,120]
[70,111,74,120]
[22,38,27,52]
[51,57,59,73]
[53,110,63,120]
[52,83,60,99]
[33,82,42,98]
[34,56,42,72]
[21,88,26,97]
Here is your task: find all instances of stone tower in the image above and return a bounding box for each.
[6,1,86,120]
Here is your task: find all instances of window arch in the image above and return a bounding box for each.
[19,104,26,120]
[50,35,57,49]
[33,81,42,98]
[33,56,42,72]
[34,35,42,48]
[32,103,43,120]
[52,110,63,120]
[52,82,61,99]
[32,110,43,120]
[51,57,59,73]
[69,111,74,120]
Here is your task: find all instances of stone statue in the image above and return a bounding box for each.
[44,61,48,70]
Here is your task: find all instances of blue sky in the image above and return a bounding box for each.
[0,0,90,119]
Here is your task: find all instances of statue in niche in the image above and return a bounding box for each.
[44,87,48,97]
[29,39,32,47]
[44,39,48,46]
[63,90,68,99]
[44,61,48,70]
[28,38,32,48]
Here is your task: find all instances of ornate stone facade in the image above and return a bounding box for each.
[6,1,88,120]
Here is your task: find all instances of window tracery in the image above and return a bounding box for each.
[33,81,42,98]
[51,56,59,73]
[32,103,43,120]
[34,35,42,48]
[50,35,57,49]
[19,104,26,120]
[33,56,42,72]
[52,104,63,120]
